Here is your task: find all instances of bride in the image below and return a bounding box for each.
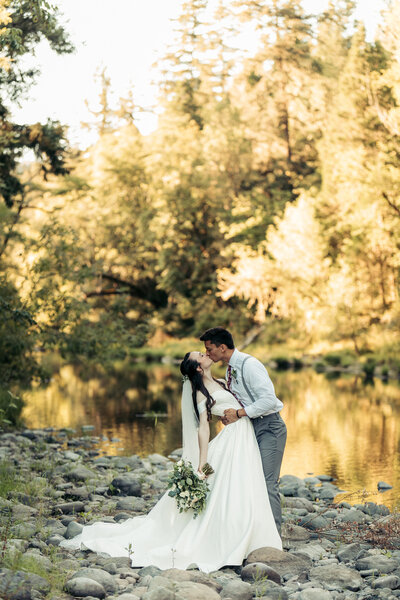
[61,351,282,572]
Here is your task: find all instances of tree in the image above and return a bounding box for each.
[234,0,322,196]
[0,0,72,381]
[0,0,73,207]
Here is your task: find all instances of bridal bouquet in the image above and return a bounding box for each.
[167,459,212,519]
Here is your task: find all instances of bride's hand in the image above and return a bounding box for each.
[197,467,207,480]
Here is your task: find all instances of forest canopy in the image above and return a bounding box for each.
[1,0,400,383]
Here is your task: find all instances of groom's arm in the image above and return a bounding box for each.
[223,358,281,423]
[243,358,281,418]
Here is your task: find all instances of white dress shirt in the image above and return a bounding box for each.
[227,348,283,419]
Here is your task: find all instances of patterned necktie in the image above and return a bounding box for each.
[227,365,234,390]
[227,365,243,406]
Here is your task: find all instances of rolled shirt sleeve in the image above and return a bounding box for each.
[242,357,283,419]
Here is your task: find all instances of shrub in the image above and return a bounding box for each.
[362,358,376,379]
[324,353,342,367]
[272,356,291,370]
[0,388,24,429]
[292,357,303,370]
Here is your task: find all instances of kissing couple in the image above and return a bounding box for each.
[62,327,287,573]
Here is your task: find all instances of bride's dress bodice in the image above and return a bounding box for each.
[198,388,240,418]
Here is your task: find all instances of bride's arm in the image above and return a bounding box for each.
[197,407,210,474]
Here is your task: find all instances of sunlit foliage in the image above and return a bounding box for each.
[2,0,400,378]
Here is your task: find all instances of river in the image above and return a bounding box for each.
[21,363,400,509]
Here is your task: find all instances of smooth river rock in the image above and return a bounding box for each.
[70,567,119,593]
[65,576,106,598]
[309,564,363,591]
[174,581,221,600]
[299,588,332,599]
[355,555,399,573]
[245,546,311,577]
[0,568,50,600]
[282,523,311,542]
[241,561,282,584]
[162,568,222,592]
[110,473,142,496]
[372,574,400,589]
[220,579,253,600]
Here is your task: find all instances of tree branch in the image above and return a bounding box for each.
[88,273,168,308]
[382,192,400,217]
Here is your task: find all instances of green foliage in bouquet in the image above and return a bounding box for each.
[167,459,210,519]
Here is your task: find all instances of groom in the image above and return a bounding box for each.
[200,326,287,533]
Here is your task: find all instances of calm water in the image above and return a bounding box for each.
[21,364,400,509]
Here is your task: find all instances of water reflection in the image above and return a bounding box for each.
[21,365,400,509]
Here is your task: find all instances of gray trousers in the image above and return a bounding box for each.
[252,412,287,533]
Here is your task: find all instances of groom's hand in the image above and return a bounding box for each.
[223,408,238,424]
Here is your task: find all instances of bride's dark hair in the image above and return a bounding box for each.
[180,353,226,421]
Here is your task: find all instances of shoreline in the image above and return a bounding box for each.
[1,428,400,600]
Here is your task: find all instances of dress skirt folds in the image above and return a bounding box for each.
[61,390,282,573]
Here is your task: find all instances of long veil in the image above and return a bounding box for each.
[181,379,199,468]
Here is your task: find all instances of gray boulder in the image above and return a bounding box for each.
[23,551,53,572]
[241,561,281,584]
[175,580,221,600]
[46,533,65,546]
[252,579,289,599]
[323,510,339,519]
[220,579,252,600]
[304,477,322,485]
[371,575,400,589]
[116,496,146,511]
[162,568,222,592]
[110,473,142,497]
[147,576,174,592]
[245,546,311,577]
[65,576,106,598]
[65,520,84,539]
[295,543,328,561]
[138,566,162,577]
[310,564,363,591]
[317,488,336,501]
[64,486,91,500]
[69,567,118,593]
[148,453,171,466]
[299,514,330,530]
[0,568,50,600]
[280,483,300,496]
[53,501,85,514]
[377,481,393,490]
[12,503,38,519]
[280,474,304,487]
[143,590,174,600]
[297,486,314,500]
[336,509,367,523]
[111,455,143,470]
[282,524,311,542]
[65,465,96,481]
[363,502,390,516]
[282,497,314,512]
[337,543,367,563]
[355,555,398,573]
[299,589,332,599]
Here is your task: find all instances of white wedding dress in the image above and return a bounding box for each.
[61,389,282,572]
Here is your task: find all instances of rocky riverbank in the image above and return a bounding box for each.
[0,429,399,600]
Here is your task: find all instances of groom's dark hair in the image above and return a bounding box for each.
[199,327,234,349]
